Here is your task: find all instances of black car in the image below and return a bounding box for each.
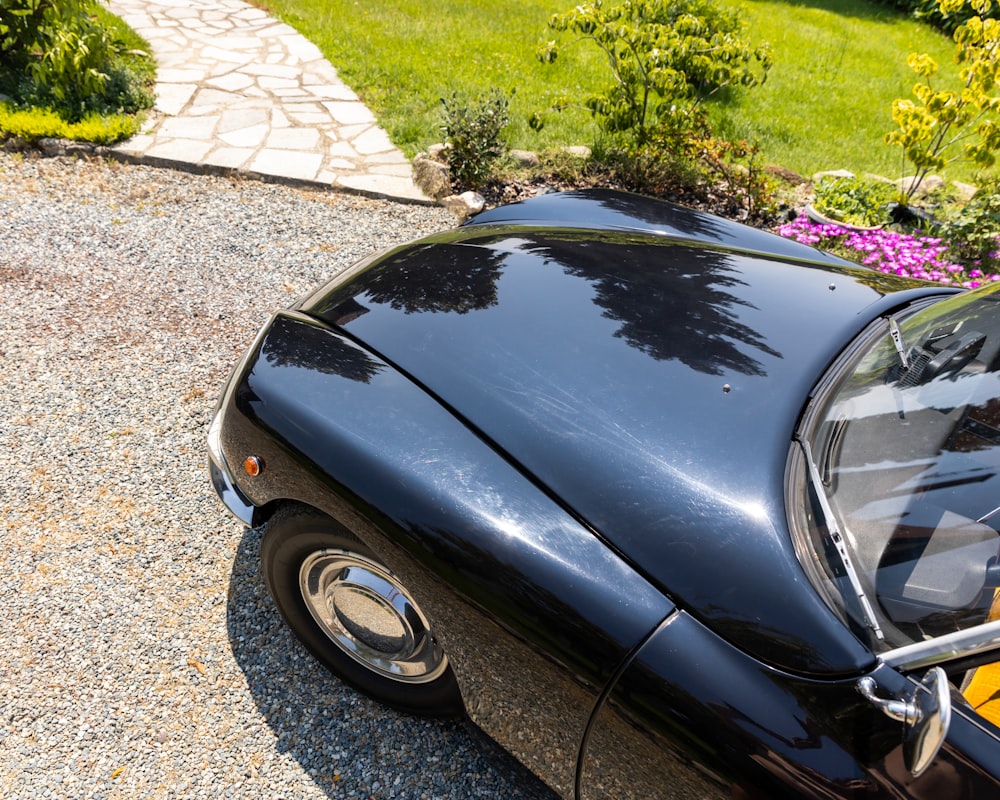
[209,189,1000,798]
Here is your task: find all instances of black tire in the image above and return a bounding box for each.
[260,504,464,717]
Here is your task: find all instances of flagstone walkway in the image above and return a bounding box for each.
[107,0,429,203]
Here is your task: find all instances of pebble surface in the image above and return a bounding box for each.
[0,152,555,800]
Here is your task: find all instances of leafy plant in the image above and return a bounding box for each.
[630,106,776,221]
[0,0,154,124]
[697,136,776,223]
[885,0,1000,199]
[812,176,899,227]
[536,0,772,147]
[0,0,51,68]
[0,100,143,143]
[934,183,1000,269]
[441,89,510,189]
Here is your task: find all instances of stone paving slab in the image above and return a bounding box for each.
[107,0,431,204]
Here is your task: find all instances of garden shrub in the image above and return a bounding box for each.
[0,0,52,69]
[536,0,772,148]
[934,183,1000,270]
[441,89,510,189]
[0,99,142,142]
[631,107,776,221]
[0,0,154,125]
[812,175,899,227]
[531,0,775,218]
[885,0,1000,199]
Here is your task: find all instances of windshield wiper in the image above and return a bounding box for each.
[888,317,910,371]
[890,316,986,388]
[798,437,885,641]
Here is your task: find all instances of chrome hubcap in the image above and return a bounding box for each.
[299,549,447,683]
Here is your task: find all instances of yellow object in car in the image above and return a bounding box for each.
[963,591,1000,728]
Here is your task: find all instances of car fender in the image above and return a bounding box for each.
[215,310,675,796]
[580,609,1000,799]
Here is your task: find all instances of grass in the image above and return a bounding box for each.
[717,0,966,180]
[254,0,973,180]
[255,0,604,153]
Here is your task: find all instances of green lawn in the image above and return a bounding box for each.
[258,0,603,151]
[257,0,971,180]
[719,0,963,179]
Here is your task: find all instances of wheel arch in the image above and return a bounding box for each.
[213,311,675,795]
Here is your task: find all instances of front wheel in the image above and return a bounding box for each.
[260,505,463,716]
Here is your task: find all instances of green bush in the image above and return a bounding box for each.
[934,183,1000,269]
[536,0,772,148]
[621,106,775,221]
[885,0,1000,198]
[0,0,154,124]
[441,89,510,189]
[0,100,142,143]
[812,175,899,227]
[0,0,50,68]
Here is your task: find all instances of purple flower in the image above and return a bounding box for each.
[776,217,998,289]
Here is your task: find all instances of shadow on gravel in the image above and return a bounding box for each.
[227,524,557,799]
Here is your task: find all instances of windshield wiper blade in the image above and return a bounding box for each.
[888,317,910,371]
[799,437,885,641]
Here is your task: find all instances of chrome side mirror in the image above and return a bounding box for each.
[857,666,952,777]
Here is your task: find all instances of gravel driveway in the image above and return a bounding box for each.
[0,152,556,800]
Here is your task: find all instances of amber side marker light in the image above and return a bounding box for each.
[243,456,264,477]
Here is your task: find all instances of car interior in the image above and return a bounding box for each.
[803,296,1000,728]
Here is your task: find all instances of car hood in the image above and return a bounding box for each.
[299,192,950,675]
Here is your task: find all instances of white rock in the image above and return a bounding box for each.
[442,191,486,220]
[510,149,540,167]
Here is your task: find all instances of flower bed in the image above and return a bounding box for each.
[776,215,999,289]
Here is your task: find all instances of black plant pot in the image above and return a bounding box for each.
[889,202,936,228]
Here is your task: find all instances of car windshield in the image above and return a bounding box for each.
[790,284,1000,655]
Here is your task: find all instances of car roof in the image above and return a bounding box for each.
[302,191,953,675]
